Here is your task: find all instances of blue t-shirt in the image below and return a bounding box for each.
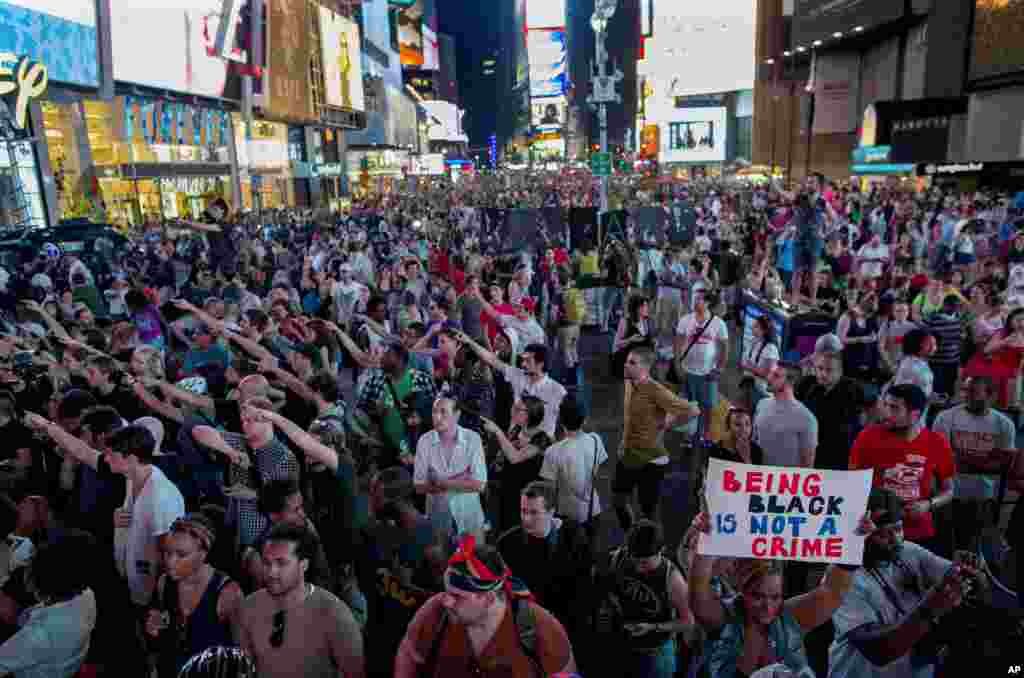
[183,342,232,375]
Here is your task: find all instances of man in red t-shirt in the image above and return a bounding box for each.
[849,383,955,551]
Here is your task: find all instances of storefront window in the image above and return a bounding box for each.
[0,141,46,227]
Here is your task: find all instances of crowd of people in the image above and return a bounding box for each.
[0,170,1016,678]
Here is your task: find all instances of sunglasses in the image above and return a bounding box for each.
[270,610,286,648]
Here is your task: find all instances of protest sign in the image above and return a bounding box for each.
[698,459,872,565]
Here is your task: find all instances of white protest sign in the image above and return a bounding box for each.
[698,459,873,565]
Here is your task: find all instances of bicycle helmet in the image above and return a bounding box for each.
[177,647,256,678]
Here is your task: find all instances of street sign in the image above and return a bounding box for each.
[591,152,612,176]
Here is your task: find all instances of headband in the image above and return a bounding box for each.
[170,516,215,552]
[445,535,533,601]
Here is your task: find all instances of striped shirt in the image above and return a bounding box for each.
[922,312,964,365]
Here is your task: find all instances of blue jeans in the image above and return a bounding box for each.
[684,372,718,436]
[628,639,677,678]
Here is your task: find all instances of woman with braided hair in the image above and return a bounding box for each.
[144,514,243,678]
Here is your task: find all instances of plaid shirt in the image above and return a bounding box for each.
[222,432,300,548]
[355,367,436,414]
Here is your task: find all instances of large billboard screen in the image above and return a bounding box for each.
[793,0,904,48]
[320,8,365,111]
[0,0,97,87]
[528,29,567,98]
[266,0,314,122]
[398,0,424,67]
[422,100,467,142]
[526,0,565,29]
[970,0,1024,82]
[662,107,728,164]
[531,96,567,129]
[111,0,243,98]
[647,2,755,98]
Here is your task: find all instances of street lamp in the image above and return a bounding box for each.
[587,0,621,217]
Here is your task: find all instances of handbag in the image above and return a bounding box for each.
[676,315,716,375]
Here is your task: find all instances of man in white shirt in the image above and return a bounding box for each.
[540,399,608,524]
[674,288,728,436]
[413,398,488,540]
[25,416,185,605]
[459,333,567,438]
[857,234,890,283]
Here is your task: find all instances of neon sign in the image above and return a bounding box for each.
[0,53,48,130]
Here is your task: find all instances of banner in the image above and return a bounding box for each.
[699,459,872,565]
[528,29,567,98]
[812,52,861,135]
[266,0,315,122]
[398,0,424,67]
[319,7,365,111]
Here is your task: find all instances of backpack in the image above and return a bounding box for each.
[420,596,540,676]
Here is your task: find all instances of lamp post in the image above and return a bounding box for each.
[587,0,622,217]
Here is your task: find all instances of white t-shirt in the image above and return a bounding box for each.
[742,339,779,390]
[499,366,567,437]
[857,243,889,278]
[540,432,608,522]
[675,313,729,376]
[117,466,185,605]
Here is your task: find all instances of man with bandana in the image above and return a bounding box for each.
[828,488,983,678]
[394,535,577,678]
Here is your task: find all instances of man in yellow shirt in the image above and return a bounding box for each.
[614,346,700,530]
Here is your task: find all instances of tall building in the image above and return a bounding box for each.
[438,33,460,105]
[752,0,1020,188]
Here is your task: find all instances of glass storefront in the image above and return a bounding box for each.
[0,139,47,227]
[41,97,235,227]
[235,115,291,211]
[346,149,409,198]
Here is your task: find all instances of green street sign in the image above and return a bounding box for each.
[591,151,612,176]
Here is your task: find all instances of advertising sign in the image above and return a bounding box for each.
[422,25,440,70]
[421,100,467,142]
[0,0,96,88]
[812,52,861,135]
[526,0,565,29]
[793,0,904,48]
[111,0,242,98]
[531,96,567,129]
[662,107,728,164]
[266,0,314,122]
[647,3,755,98]
[319,8,365,112]
[970,0,1024,82]
[398,0,424,67]
[0,53,48,130]
[528,30,567,98]
[411,153,445,175]
[699,459,872,565]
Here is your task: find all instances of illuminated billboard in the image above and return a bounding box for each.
[422,100,467,142]
[111,0,243,98]
[645,2,755,98]
[319,7,365,111]
[0,0,97,87]
[528,29,567,98]
[526,0,565,29]
[531,96,567,129]
[411,153,445,175]
[398,0,424,67]
[661,107,728,164]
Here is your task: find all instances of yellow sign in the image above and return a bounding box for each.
[0,53,48,130]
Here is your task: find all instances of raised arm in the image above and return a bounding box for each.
[23,413,102,470]
[686,512,727,632]
[480,418,535,465]
[180,220,222,233]
[20,300,70,341]
[129,379,184,423]
[248,407,339,471]
[325,321,378,369]
[191,426,249,468]
[454,329,505,371]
